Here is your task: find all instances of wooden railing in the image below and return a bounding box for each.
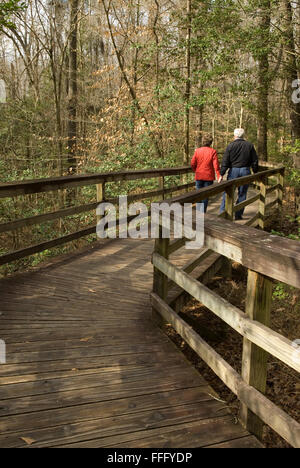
[0,163,284,267]
[151,207,300,447]
[0,167,194,266]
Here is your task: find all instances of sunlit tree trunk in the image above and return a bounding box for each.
[257,0,271,161]
[67,0,79,174]
[184,0,192,165]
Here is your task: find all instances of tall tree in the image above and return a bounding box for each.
[282,0,300,142]
[256,0,271,161]
[67,0,79,174]
[184,0,192,165]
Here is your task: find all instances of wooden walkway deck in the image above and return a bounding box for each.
[0,194,264,448]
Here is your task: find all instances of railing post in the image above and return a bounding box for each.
[277,168,285,214]
[222,184,235,278]
[240,269,272,440]
[159,176,165,200]
[225,184,235,221]
[258,177,267,230]
[152,224,170,327]
[96,183,105,224]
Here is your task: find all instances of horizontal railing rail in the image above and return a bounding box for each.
[0,167,192,199]
[151,213,300,448]
[0,164,285,267]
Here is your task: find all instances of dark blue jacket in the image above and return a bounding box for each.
[221,138,259,176]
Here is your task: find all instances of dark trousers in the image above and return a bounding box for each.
[220,167,251,219]
[195,180,214,213]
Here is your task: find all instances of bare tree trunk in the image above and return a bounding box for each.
[257,0,270,161]
[67,0,79,174]
[184,0,192,165]
[282,0,300,141]
[101,0,162,159]
[153,0,160,110]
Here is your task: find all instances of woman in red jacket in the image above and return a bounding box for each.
[191,134,222,213]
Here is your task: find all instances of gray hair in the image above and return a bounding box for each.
[234,128,245,138]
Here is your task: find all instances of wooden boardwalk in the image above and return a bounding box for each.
[0,238,264,448]
[0,189,267,448]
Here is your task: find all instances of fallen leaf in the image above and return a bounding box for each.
[20,437,35,446]
[80,337,93,342]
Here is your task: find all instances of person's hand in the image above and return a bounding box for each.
[218,176,223,183]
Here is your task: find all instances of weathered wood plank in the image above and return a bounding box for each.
[0,401,227,448]
[0,167,192,198]
[240,270,272,439]
[0,235,260,449]
[152,254,300,372]
[233,194,260,213]
[203,214,300,288]
[150,293,300,448]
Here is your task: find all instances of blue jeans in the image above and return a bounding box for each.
[196,180,214,213]
[220,167,251,219]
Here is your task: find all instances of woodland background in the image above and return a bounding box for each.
[0,0,299,273]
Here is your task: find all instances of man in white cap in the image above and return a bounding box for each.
[220,129,259,220]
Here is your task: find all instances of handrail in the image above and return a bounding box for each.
[0,166,192,199]
[151,212,300,447]
[0,162,283,198]
[0,164,285,267]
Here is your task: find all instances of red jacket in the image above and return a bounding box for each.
[191,147,221,181]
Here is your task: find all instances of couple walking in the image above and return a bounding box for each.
[191,128,259,219]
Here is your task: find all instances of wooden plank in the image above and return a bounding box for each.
[240,270,272,439]
[0,224,97,266]
[150,293,300,448]
[0,182,195,235]
[258,177,267,229]
[0,211,150,266]
[277,169,285,212]
[152,254,300,372]
[245,212,260,227]
[0,359,187,386]
[233,194,260,213]
[56,416,248,448]
[225,184,235,221]
[0,379,207,434]
[168,238,187,255]
[0,342,178,362]
[237,382,300,448]
[204,436,264,448]
[152,229,169,326]
[96,182,104,224]
[150,292,242,394]
[0,401,228,448]
[167,253,224,310]
[168,249,213,289]
[96,417,251,449]
[0,167,193,199]
[0,202,99,234]
[107,182,195,206]
[265,199,278,212]
[202,214,300,288]
[266,184,280,195]
[0,365,199,403]
[165,168,283,207]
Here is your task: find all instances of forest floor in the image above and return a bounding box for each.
[165,190,300,449]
